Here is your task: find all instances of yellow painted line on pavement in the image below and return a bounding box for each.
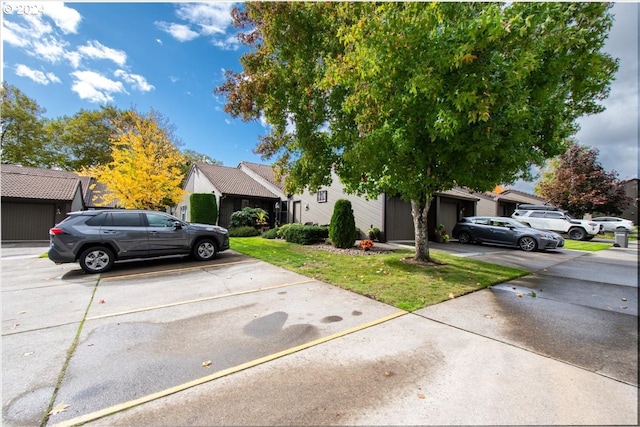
[86,279,317,320]
[100,259,258,281]
[53,309,407,427]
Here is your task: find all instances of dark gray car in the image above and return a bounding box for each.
[48,209,230,273]
[452,216,564,252]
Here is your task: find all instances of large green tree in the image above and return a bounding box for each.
[535,141,630,217]
[45,106,121,170]
[217,2,618,261]
[0,82,53,166]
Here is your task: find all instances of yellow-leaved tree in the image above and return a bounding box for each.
[85,110,186,210]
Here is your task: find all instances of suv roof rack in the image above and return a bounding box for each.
[516,204,563,211]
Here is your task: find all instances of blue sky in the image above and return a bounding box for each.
[2,2,638,194]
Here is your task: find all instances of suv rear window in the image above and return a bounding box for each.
[85,213,107,226]
[104,212,144,227]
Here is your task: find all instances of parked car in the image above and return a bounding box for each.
[511,205,599,240]
[452,216,565,252]
[591,216,635,232]
[48,209,230,274]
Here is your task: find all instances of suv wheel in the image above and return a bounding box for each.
[518,236,537,252]
[193,239,218,261]
[79,246,115,274]
[568,227,586,240]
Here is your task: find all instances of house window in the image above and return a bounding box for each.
[241,199,250,209]
[317,190,328,203]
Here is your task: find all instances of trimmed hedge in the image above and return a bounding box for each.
[190,193,218,225]
[262,228,279,239]
[228,226,261,237]
[282,224,328,245]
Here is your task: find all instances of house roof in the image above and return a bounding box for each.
[1,164,82,201]
[494,189,546,204]
[437,187,481,201]
[195,163,280,199]
[239,161,286,190]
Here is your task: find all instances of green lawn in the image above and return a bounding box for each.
[563,240,612,251]
[229,237,528,312]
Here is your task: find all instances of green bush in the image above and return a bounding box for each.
[190,193,218,225]
[262,227,279,239]
[329,199,357,248]
[228,226,261,237]
[230,207,268,228]
[282,224,328,245]
[276,223,293,238]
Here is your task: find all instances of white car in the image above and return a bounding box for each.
[511,205,600,240]
[592,217,635,232]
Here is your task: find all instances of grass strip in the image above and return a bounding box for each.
[230,237,528,312]
[563,240,612,251]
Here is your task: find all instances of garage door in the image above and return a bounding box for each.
[1,202,56,241]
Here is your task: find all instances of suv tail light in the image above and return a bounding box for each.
[49,228,66,236]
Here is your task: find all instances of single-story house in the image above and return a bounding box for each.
[2,165,85,241]
[178,162,482,241]
[1,164,115,242]
[476,188,547,217]
[178,162,282,229]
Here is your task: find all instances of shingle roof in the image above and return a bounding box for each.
[1,164,82,201]
[239,161,286,190]
[195,163,280,199]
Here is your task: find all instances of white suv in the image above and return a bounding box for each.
[511,205,600,240]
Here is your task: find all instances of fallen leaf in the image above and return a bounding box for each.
[18,311,26,315]
[12,323,20,329]
[418,393,425,399]
[49,404,69,415]
[620,306,628,310]
[448,293,454,299]
[622,298,627,301]
[516,293,523,298]
[202,360,212,367]
[384,371,393,377]
[23,352,34,356]
[484,314,493,319]
[99,299,106,304]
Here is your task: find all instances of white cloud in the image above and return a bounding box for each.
[70,70,126,103]
[114,70,155,92]
[212,35,241,51]
[77,41,127,67]
[15,64,61,85]
[156,38,163,45]
[32,37,68,63]
[175,3,234,35]
[155,21,199,42]
[2,16,52,47]
[37,2,82,34]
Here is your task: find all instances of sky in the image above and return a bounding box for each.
[2,1,638,195]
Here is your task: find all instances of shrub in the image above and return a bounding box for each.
[190,193,218,225]
[230,207,268,228]
[228,226,261,237]
[276,223,293,238]
[262,227,279,239]
[282,224,328,245]
[329,199,357,248]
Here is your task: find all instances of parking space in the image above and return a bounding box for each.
[1,250,403,426]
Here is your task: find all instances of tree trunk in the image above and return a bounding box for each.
[411,198,431,262]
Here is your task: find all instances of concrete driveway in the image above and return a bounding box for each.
[1,242,637,426]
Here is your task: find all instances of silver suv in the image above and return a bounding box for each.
[48,209,229,273]
[511,205,600,241]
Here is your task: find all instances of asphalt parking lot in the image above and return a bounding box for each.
[1,242,638,426]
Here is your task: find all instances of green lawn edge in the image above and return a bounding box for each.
[229,237,529,312]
